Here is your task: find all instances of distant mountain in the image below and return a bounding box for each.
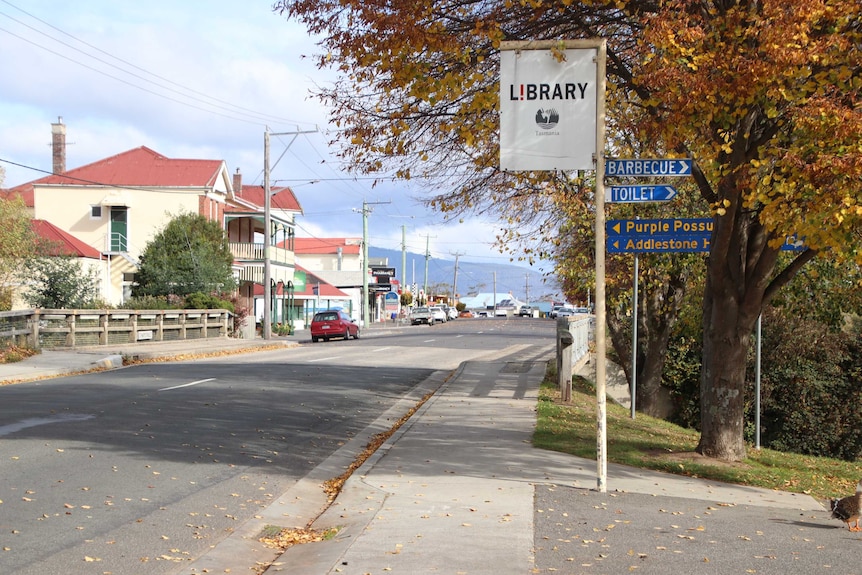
[368,246,561,303]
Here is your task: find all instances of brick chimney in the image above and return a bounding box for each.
[51,117,66,174]
[232,168,242,195]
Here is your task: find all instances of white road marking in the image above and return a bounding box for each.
[423,339,436,343]
[159,378,215,392]
[373,347,392,352]
[308,356,340,363]
[0,414,95,437]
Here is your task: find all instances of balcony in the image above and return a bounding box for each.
[230,242,295,284]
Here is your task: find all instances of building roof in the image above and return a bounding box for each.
[234,185,302,212]
[293,237,361,256]
[30,219,102,259]
[4,146,227,207]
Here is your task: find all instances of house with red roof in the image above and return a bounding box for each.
[292,237,364,319]
[1,121,302,329]
[252,264,354,328]
[3,144,236,305]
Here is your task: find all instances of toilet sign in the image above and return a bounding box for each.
[606,184,677,203]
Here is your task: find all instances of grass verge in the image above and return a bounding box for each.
[534,368,862,501]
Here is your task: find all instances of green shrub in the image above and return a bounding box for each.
[753,310,862,460]
[119,295,178,310]
[273,322,292,336]
[663,332,703,430]
[184,291,234,313]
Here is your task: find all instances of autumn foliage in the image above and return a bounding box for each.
[275,0,862,460]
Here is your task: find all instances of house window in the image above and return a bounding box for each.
[90,205,103,219]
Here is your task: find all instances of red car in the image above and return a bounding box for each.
[310,310,360,342]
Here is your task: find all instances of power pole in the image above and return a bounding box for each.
[355,200,390,328]
[493,271,497,315]
[451,251,464,306]
[524,273,530,305]
[422,234,434,301]
[401,225,407,296]
[263,126,316,339]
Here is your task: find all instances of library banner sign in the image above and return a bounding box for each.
[499,46,598,171]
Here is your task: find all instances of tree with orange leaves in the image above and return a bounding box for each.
[275,0,862,461]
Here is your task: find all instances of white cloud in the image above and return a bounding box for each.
[0,0,542,272]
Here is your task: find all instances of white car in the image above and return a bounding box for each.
[429,306,448,323]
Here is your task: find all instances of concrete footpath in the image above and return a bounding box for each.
[273,349,841,575]
[1,330,848,575]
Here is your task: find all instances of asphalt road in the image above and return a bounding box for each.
[0,317,553,574]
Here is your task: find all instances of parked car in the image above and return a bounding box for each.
[556,307,575,317]
[550,305,576,318]
[518,305,533,317]
[410,306,433,325]
[458,310,474,318]
[310,310,359,342]
[445,306,458,320]
[429,306,448,323]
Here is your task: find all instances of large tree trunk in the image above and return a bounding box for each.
[694,171,781,460]
[690,113,818,461]
[696,273,754,460]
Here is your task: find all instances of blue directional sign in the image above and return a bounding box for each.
[606,218,805,253]
[606,184,678,203]
[606,158,692,177]
[607,218,711,253]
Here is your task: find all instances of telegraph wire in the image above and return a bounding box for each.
[0,0,298,124]
[0,2,310,127]
[0,156,240,196]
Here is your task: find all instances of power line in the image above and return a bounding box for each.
[0,1,311,127]
[0,0,298,124]
[0,156,236,196]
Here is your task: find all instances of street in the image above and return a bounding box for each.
[0,317,554,574]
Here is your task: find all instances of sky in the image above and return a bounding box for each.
[0,0,551,275]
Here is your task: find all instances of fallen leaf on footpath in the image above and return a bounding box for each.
[259,526,339,550]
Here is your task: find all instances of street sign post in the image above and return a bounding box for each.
[606,184,677,203]
[606,158,692,177]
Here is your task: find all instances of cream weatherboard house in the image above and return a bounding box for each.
[3,134,301,332]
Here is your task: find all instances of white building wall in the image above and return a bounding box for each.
[33,186,205,260]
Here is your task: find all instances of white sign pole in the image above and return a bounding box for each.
[499,39,608,493]
[593,40,608,493]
